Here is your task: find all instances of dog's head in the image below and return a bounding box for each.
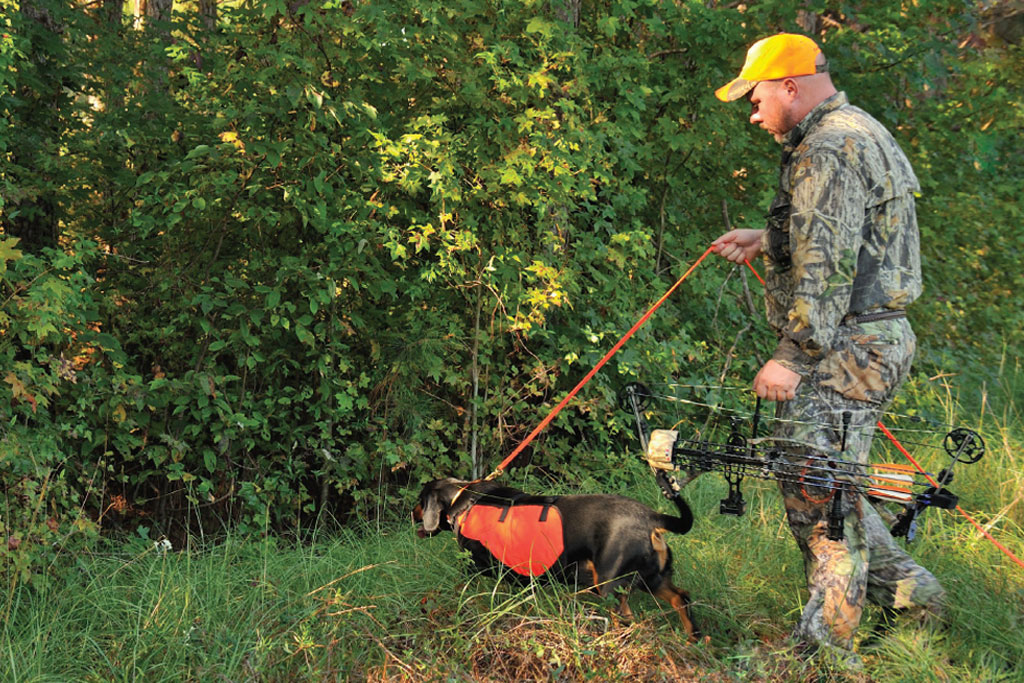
[412,478,473,538]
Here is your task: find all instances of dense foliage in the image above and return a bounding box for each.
[2,0,1021,586]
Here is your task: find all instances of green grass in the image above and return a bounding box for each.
[3,375,1023,681]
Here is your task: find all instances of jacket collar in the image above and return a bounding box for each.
[783,91,848,152]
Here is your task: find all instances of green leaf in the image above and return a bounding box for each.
[203,449,217,473]
[525,17,554,39]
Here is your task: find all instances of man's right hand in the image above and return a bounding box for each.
[711,229,765,264]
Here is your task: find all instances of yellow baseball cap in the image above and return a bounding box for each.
[715,34,824,102]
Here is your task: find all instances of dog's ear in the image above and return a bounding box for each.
[420,489,444,532]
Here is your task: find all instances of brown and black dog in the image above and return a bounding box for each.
[413,478,698,640]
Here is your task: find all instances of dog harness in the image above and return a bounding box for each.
[454,497,564,577]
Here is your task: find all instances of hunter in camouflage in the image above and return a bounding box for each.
[761,90,923,385]
[711,34,944,656]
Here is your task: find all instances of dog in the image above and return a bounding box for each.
[413,477,698,640]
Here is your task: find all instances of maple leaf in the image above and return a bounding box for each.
[4,371,37,412]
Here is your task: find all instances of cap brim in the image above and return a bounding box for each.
[715,77,757,102]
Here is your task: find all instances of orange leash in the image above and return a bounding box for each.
[483,250,1023,572]
[743,259,765,286]
[485,246,716,479]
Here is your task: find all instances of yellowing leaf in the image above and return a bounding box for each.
[0,236,23,276]
[5,372,37,412]
[218,130,245,151]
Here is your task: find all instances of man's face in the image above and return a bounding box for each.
[748,80,796,143]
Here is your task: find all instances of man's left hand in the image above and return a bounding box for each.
[753,360,802,401]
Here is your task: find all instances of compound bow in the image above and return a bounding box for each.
[618,382,985,542]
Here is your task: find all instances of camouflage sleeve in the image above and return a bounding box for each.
[772,149,864,376]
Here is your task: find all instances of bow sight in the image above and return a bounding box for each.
[618,382,985,542]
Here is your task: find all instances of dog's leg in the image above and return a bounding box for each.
[579,559,603,595]
[648,528,700,641]
[650,528,670,570]
[582,559,640,626]
[654,582,698,642]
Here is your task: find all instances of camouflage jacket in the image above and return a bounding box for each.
[760,92,922,376]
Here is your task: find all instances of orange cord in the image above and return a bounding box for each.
[486,246,715,478]
[876,421,1024,570]
[743,259,766,286]
[484,248,1024,574]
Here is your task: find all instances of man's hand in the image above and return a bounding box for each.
[711,229,764,264]
[753,359,801,401]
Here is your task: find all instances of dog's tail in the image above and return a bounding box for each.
[652,471,693,535]
[658,495,694,536]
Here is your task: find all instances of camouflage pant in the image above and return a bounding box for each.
[772,318,945,650]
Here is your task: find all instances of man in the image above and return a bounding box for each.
[710,34,945,656]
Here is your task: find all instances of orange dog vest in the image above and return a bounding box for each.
[456,501,564,577]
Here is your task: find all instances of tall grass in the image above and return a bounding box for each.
[2,370,1022,681]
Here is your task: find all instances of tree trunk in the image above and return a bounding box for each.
[144,0,173,23]
[103,0,123,26]
[551,0,581,29]
[4,2,64,253]
[469,282,484,479]
[199,0,217,31]
[138,0,172,36]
